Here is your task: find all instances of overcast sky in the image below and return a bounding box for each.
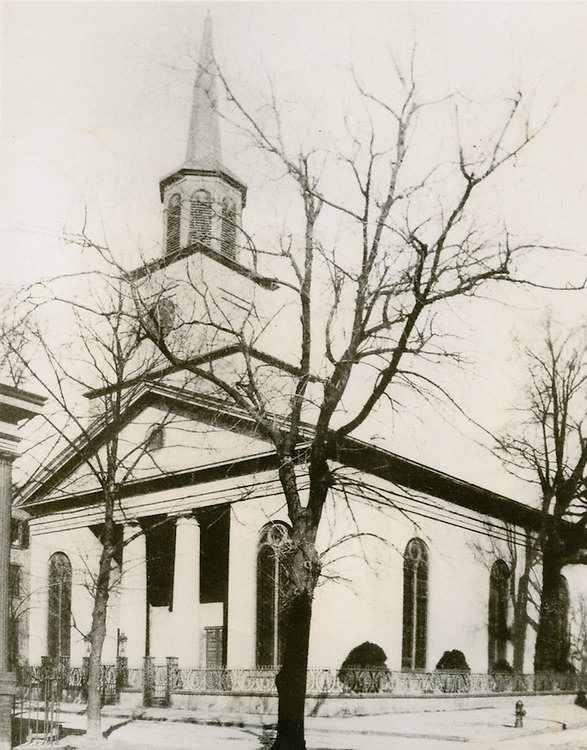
[1,2,586,499]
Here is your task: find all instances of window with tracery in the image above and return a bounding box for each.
[189,190,213,245]
[402,538,428,671]
[221,198,237,259]
[488,559,510,669]
[256,522,290,667]
[47,552,72,661]
[166,193,181,255]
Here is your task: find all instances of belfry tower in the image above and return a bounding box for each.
[159,16,247,261]
[132,16,280,371]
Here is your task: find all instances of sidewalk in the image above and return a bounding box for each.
[20,696,587,750]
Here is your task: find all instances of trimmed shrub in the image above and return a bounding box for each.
[338,641,390,693]
[435,650,470,672]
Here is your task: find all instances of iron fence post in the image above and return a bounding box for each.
[166,657,178,707]
[116,656,128,693]
[143,657,153,707]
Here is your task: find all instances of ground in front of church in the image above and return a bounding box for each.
[16,696,587,750]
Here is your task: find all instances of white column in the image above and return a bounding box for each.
[119,521,147,667]
[172,516,200,667]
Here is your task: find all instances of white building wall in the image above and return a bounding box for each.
[27,460,552,677]
[308,480,534,674]
[28,523,121,665]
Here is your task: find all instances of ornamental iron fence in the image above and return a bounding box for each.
[12,657,123,745]
[130,664,584,700]
[15,662,584,715]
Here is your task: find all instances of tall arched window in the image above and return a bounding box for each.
[189,189,213,245]
[221,198,237,259]
[166,193,181,255]
[256,522,290,667]
[402,538,428,671]
[488,559,510,669]
[47,552,72,662]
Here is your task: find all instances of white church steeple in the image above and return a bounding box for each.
[159,16,246,260]
[184,14,221,171]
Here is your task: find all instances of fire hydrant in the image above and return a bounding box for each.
[515,700,526,728]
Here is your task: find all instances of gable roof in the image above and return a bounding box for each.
[15,381,274,509]
[16,381,545,533]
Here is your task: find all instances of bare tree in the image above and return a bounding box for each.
[119,53,578,749]
[2,273,169,739]
[498,325,587,672]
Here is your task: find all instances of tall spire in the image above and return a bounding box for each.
[184,14,222,170]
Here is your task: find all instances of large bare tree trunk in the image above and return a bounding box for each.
[534,550,564,673]
[271,590,313,750]
[270,500,322,750]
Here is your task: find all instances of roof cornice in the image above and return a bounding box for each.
[17,380,549,534]
[158,167,247,205]
[129,242,275,288]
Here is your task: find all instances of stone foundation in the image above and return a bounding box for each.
[117,688,579,718]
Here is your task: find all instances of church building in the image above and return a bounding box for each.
[15,19,578,711]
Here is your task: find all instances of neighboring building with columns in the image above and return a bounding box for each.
[13,19,585,708]
[0,384,44,750]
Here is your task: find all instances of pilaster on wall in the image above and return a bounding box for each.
[119,521,147,666]
[226,505,260,669]
[172,515,200,666]
[27,536,49,664]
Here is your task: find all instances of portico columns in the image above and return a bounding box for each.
[172,515,200,666]
[119,521,147,666]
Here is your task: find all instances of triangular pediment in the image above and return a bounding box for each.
[18,385,275,511]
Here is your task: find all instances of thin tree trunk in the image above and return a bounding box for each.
[86,487,116,740]
[271,589,313,750]
[534,550,563,673]
[86,544,113,739]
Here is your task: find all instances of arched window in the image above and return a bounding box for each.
[488,559,510,669]
[402,538,428,671]
[221,198,237,259]
[47,552,72,662]
[166,193,181,255]
[189,190,213,245]
[256,522,290,667]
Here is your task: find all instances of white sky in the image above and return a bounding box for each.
[1,1,586,501]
